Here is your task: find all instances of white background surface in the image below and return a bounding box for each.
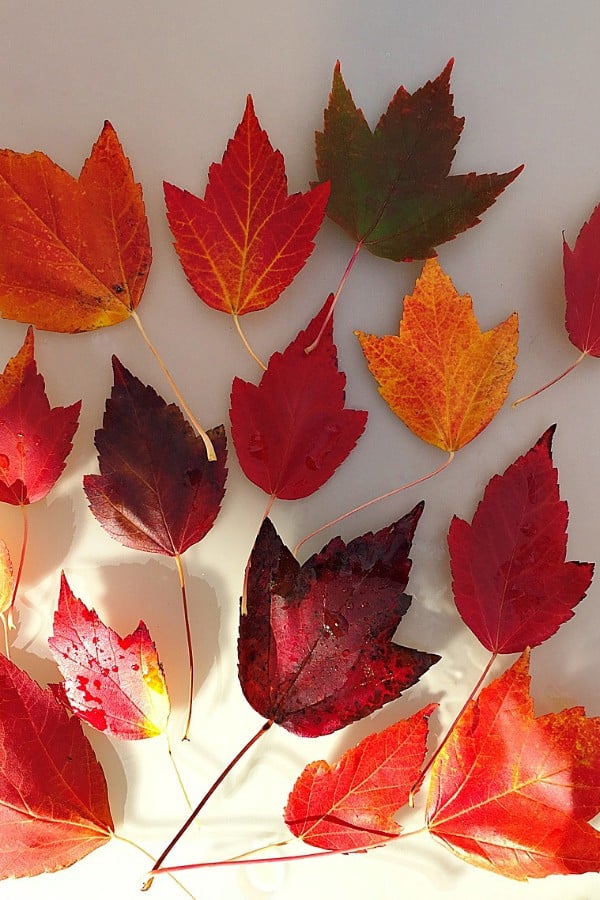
[1,1,600,898]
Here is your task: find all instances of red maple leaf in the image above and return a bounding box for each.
[164,96,329,317]
[0,327,80,505]
[564,201,600,355]
[230,296,367,500]
[285,705,435,850]
[239,505,439,737]
[49,574,170,740]
[83,356,227,555]
[448,426,594,653]
[0,653,113,879]
[515,202,600,404]
[427,650,600,879]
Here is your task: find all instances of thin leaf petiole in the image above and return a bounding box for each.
[143,719,274,890]
[112,832,194,898]
[130,310,216,460]
[174,554,194,741]
[233,314,267,370]
[8,504,29,630]
[512,350,588,408]
[293,451,454,557]
[304,240,363,355]
[149,826,428,879]
[408,652,498,805]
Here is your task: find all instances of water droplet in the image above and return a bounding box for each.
[323,609,349,637]
[93,679,102,689]
[111,665,119,673]
[131,663,140,671]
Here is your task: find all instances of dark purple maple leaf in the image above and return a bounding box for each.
[239,503,439,737]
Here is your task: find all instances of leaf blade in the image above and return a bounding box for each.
[356,258,518,451]
[165,96,329,316]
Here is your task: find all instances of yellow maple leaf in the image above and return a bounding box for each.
[356,258,518,452]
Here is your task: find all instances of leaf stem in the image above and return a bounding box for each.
[130,310,216,460]
[150,826,427,878]
[174,554,194,742]
[8,504,29,629]
[293,451,454,557]
[143,719,274,890]
[304,240,363,355]
[409,652,498,805]
[112,832,195,899]
[0,614,9,659]
[512,350,588,408]
[166,733,194,814]
[233,313,267,370]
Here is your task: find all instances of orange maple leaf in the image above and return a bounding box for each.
[427,650,600,880]
[356,258,518,451]
[0,121,151,332]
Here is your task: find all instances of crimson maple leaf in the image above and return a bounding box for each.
[230,295,367,500]
[448,426,594,653]
[239,505,439,737]
[0,326,80,505]
[515,201,600,405]
[0,653,113,879]
[427,650,600,879]
[49,574,170,740]
[315,60,522,261]
[165,96,329,318]
[285,705,435,850]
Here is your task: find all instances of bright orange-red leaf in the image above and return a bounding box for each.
[0,653,113,879]
[164,96,330,316]
[0,121,151,332]
[49,574,170,740]
[427,650,600,880]
[0,327,81,505]
[285,705,435,851]
[356,258,518,451]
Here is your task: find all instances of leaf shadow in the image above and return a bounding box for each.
[2,493,76,600]
[88,559,221,731]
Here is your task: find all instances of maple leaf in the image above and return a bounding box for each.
[164,96,330,317]
[48,574,170,740]
[0,327,81,505]
[564,201,600,355]
[448,426,594,653]
[514,202,600,405]
[83,356,227,555]
[230,295,367,500]
[284,704,435,851]
[0,122,151,332]
[0,653,113,879]
[356,258,518,452]
[239,506,439,737]
[315,60,523,261]
[427,650,600,880]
